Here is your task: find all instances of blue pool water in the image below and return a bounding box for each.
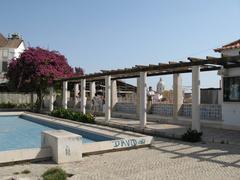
[0,116,113,151]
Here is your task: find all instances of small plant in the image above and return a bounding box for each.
[42,167,67,180]
[181,128,203,142]
[21,169,31,174]
[51,108,95,124]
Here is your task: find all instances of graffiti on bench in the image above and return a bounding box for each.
[113,138,146,148]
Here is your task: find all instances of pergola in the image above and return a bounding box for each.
[52,55,240,132]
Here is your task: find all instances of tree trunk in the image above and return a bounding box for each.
[30,92,34,111]
[35,89,43,112]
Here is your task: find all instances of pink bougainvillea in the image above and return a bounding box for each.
[7,47,74,89]
[7,47,75,110]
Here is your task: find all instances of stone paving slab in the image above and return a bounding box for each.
[0,137,239,180]
[95,117,240,145]
[202,127,240,145]
[96,117,188,139]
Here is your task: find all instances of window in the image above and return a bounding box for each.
[2,61,8,72]
[2,49,8,57]
[223,77,240,102]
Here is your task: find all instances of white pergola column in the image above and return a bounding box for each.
[139,72,147,128]
[49,86,54,112]
[74,83,79,108]
[81,79,86,114]
[62,81,68,109]
[136,77,140,118]
[90,81,96,100]
[173,73,183,120]
[105,75,111,121]
[192,66,201,132]
[111,80,118,110]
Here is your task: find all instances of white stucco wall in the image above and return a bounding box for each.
[0,41,25,83]
[0,42,25,71]
[13,42,25,58]
[221,48,240,57]
[221,67,240,126]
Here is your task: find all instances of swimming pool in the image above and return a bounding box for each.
[0,115,113,151]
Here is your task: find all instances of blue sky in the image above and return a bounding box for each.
[1,0,240,90]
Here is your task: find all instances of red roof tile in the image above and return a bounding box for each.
[214,39,240,52]
[0,33,7,47]
[4,38,23,48]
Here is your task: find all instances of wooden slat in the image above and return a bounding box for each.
[100,70,110,73]
[206,56,218,60]
[135,65,148,68]
[168,61,177,64]
[187,57,206,62]
[158,63,167,65]
[149,64,159,67]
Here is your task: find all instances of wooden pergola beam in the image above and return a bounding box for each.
[206,56,218,60]
[187,57,206,62]
[54,55,240,82]
[111,66,221,80]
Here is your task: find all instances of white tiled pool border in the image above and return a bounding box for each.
[0,112,153,165]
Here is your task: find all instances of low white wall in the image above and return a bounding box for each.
[222,103,240,126]
[114,102,222,121]
[83,136,153,154]
[0,93,37,104]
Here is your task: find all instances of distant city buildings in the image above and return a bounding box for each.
[0,33,25,83]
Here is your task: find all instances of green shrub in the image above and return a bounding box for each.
[17,103,31,108]
[181,128,203,142]
[42,167,67,180]
[0,102,31,109]
[51,108,95,124]
[82,113,95,123]
[0,102,16,108]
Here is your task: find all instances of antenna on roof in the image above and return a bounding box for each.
[11,33,20,39]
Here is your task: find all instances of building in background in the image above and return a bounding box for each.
[214,39,240,126]
[214,39,240,57]
[0,33,25,84]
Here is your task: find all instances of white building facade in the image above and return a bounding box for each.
[215,40,240,128]
[0,33,25,83]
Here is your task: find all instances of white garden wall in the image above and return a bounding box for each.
[0,92,37,104]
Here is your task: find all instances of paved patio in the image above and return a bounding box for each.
[95,116,240,145]
[1,137,240,180]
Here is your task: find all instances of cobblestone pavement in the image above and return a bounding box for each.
[1,137,240,180]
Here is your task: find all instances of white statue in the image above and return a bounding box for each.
[157,78,165,95]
